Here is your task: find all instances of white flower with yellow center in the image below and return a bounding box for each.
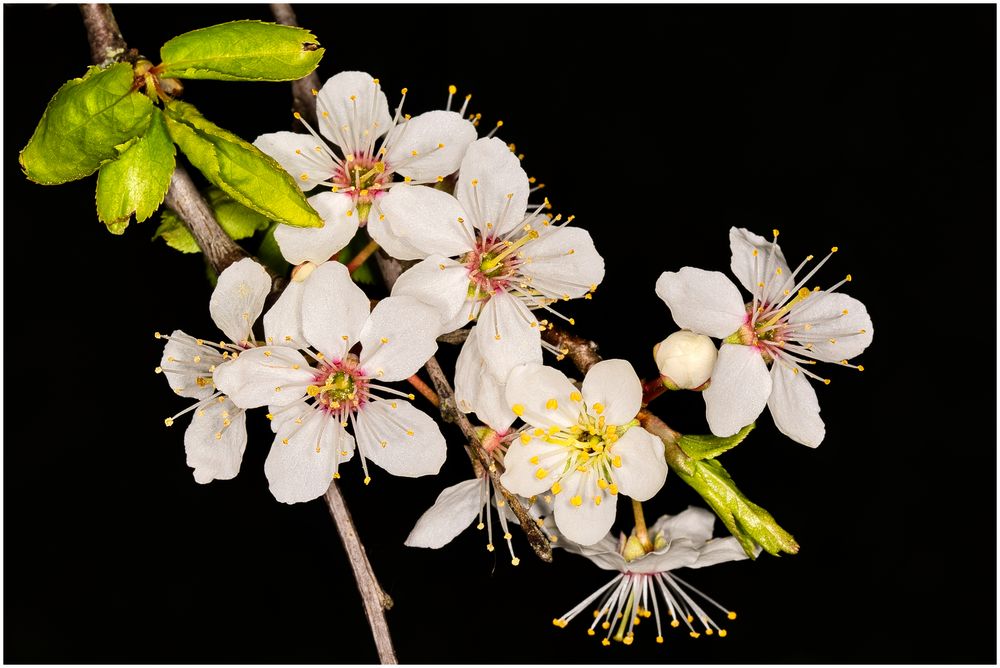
[550,506,753,646]
[156,259,271,484]
[388,137,605,418]
[656,227,874,447]
[499,360,668,546]
[214,262,447,503]
[254,71,477,264]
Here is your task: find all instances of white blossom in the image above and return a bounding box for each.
[156,259,271,484]
[550,506,753,646]
[214,261,447,503]
[254,71,477,264]
[499,360,667,546]
[656,227,874,447]
[388,137,605,421]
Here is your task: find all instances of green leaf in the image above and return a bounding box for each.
[678,423,755,460]
[152,209,200,253]
[677,457,799,558]
[20,63,154,185]
[95,108,176,233]
[206,187,271,239]
[256,223,289,277]
[163,100,322,229]
[159,20,324,81]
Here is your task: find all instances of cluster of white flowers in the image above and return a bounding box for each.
[156,71,874,649]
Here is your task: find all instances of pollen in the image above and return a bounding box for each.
[593,402,605,415]
[551,481,562,494]
[512,403,525,416]
[535,468,549,479]
[545,398,558,410]
[570,495,583,507]
[570,391,582,402]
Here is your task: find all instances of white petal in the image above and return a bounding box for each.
[213,347,314,408]
[768,364,825,447]
[378,185,473,258]
[581,359,642,425]
[608,427,667,501]
[367,211,428,261]
[263,278,305,348]
[209,258,271,345]
[522,226,605,298]
[454,339,515,432]
[505,363,581,431]
[689,537,754,568]
[551,471,617,546]
[358,296,439,382]
[787,291,874,362]
[499,437,567,497]
[703,344,772,437]
[628,543,701,574]
[301,261,371,359]
[404,478,483,548]
[315,71,391,154]
[655,268,747,339]
[184,397,247,484]
[385,110,477,181]
[649,506,717,545]
[729,227,792,300]
[160,330,221,400]
[390,256,473,334]
[253,131,334,190]
[274,192,359,265]
[355,400,446,478]
[455,138,529,238]
[473,292,541,381]
[265,410,354,504]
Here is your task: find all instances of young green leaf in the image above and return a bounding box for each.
[20,63,154,185]
[163,101,322,229]
[95,108,176,233]
[152,209,200,253]
[256,223,290,277]
[153,187,274,253]
[678,423,755,460]
[159,20,324,82]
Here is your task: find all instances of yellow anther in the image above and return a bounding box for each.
[612,455,623,468]
[486,543,495,552]
[728,611,737,620]
[846,273,853,282]
[400,87,408,95]
[593,402,605,415]
[496,120,503,127]
[406,429,414,436]
[551,481,562,495]
[154,366,163,374]
[534,468,549,479]
[163,417,174,427]
[281,438,289,445]
[310,88,318,95]
[831,245,839,253]
[570,495,583,507]
[594,495,601,506]
[597,478,608,489]
[332,472,341,479]
[380,337,389,344]
[511,557,520,566]
[587,629,595,636]
[690,631,700,639]
[857,365,865,372]
[601,638,611,646]
[602,621,611,630]
[656,636,664,644]
[823,378,831,385]
[570,391,582,402]
[529,455,540,465]
[299,173,309,181]
[293,112,302,120]
[671,619,680,628]
[545,398,558,410]
[772,228,780,237]
[622,636,634,646]
[547,425,560,435]
[608,484,619,495]
[719,629,728,638]
[705,628,714,636]
[154,331,162,338]
[265,413,274,420]
[511,403,525,416]
[363,476,372,485]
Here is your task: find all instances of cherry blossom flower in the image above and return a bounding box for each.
[388,137,605,418]
[254,71,477,264]
[656,227,874,447]
[550,506,753,646]
[499,360,668,545]
[214,261,447,503]
[155,259,271,484]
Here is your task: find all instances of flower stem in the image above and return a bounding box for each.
[631,499,654,552]
[346,239,380,275]
[406,373,441,408]
[641,376,667,405]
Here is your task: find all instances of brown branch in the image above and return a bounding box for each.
[79,4,127,66]
[436,329,470,345]
[163,170,249,275]
[269,3,322,128]
[422,355,553,563]
[542,326,602,374]
[324,483,397,664]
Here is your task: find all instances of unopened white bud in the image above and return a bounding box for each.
[653,330,717,390]
[291,261,317,282]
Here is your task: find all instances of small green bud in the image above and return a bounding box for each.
[622,535,647,562]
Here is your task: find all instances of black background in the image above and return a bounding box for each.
[4,3,996,664]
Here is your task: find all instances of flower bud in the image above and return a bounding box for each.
[652,330,717,390]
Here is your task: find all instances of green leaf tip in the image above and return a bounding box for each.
[163,100,322,229]
[159,20,325,82]
[678,423,755,460]
[96,108,176,232]
[154,187,273,254]
[20,63,154,185]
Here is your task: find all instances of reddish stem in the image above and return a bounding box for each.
[641,376,668,405]
[346,239,380,275]
[406,374,441,408]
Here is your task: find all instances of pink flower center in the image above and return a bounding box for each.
[309,355,370,413]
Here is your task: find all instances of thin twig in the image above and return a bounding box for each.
[269,3,322,129]
[324,484,398,664]
[406,374,441,408]
[79,4,127,66]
